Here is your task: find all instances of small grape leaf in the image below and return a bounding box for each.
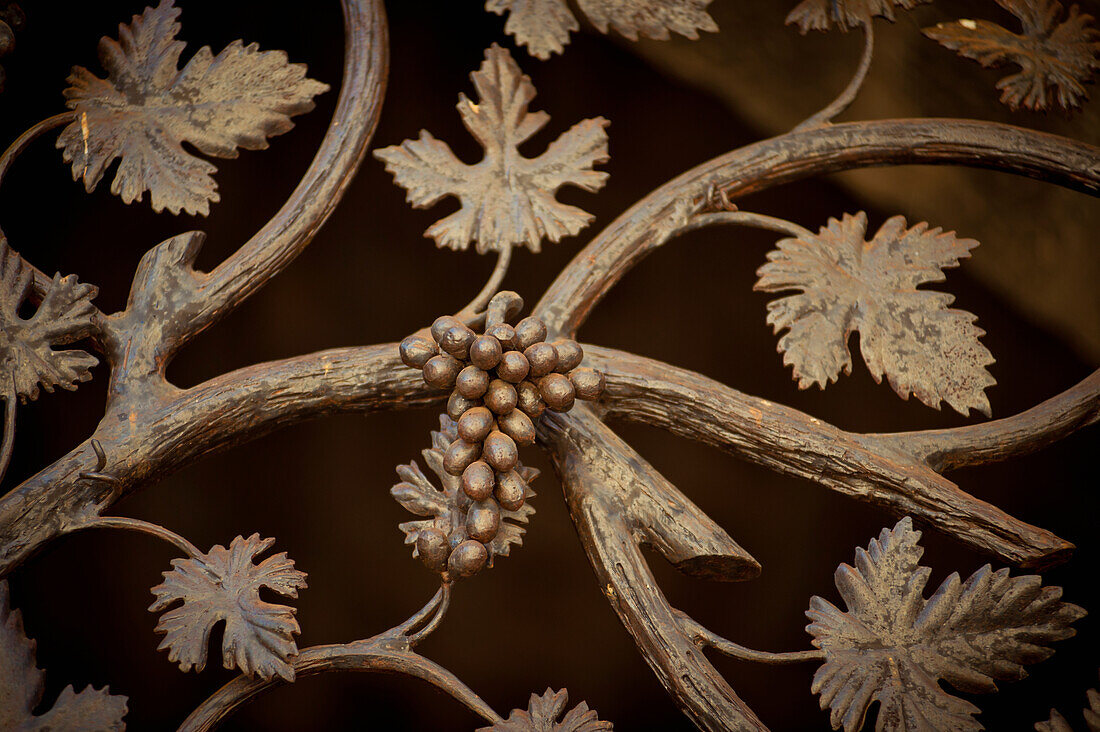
[787,0,930,32]
[487,0,717,60]
[57,0,329,215]
[374,44,609,254]
[806,517,1085,732]
[486,0,580,60]
[0,242,98,404]
[477,688,613,731]
[754,212,996,417]
[148,533,308,682]
[1035,672,1100,731]
[578,0,718,42]
[392,414,538,566]
[0,579,128,731]
[924,0,1100,112]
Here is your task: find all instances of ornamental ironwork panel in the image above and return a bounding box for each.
[0,0,1097,730]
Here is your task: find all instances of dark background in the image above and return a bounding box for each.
[1,1,1096,729]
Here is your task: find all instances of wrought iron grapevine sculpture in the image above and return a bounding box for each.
[0,0,1097,730]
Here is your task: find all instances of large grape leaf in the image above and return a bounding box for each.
[148,534,308,682]
[478,688,613,732]
[0,580,128,731]
[487,0,717,59]
[392,415,538,566]
[924,0,1100,112]
[787,0,930,32]
[806,518,1085,732]
[754,212,996,417]
[58,0,328,215]
[0,242,98,404]
[374,44,608,253]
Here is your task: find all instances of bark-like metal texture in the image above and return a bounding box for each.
[0,0,1097,729]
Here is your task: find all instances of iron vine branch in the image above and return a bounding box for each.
[0,340,1092,576]
[533,119,1100,337]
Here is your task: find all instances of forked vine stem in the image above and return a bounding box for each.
[70,515,203,559]
[181,640,504,731]
[407,581,452,645]
[674,610,825,665]
[680,211,815,240]
[181,582,498,732]
[793,23,875,132]
[455,244,513,323]
[0,111,75,194]
[389,580,454,646]
[0,111,83,301]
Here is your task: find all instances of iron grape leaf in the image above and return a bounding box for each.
[0,242,98,404]
[477,688,613,731]
[578,0,718,41]
[923,0,1100,112]
[787,0,930,32]
[57,0,329,216]
[487,0,717,59]
[392,414,538,566]
[754,212,996,417]
[485,0,580,60]
[148,533,308,682]
[374,44,608,254]
[806,517,1085,732]
[0,580,128,731]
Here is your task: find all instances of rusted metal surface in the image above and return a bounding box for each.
[0,0,1097,729]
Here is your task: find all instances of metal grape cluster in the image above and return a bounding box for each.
[397,292,603,578]
[0,0,1096,730]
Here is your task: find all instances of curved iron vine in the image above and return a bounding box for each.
[0,0,1097,730]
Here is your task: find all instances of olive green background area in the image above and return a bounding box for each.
[1,1,1097,729]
